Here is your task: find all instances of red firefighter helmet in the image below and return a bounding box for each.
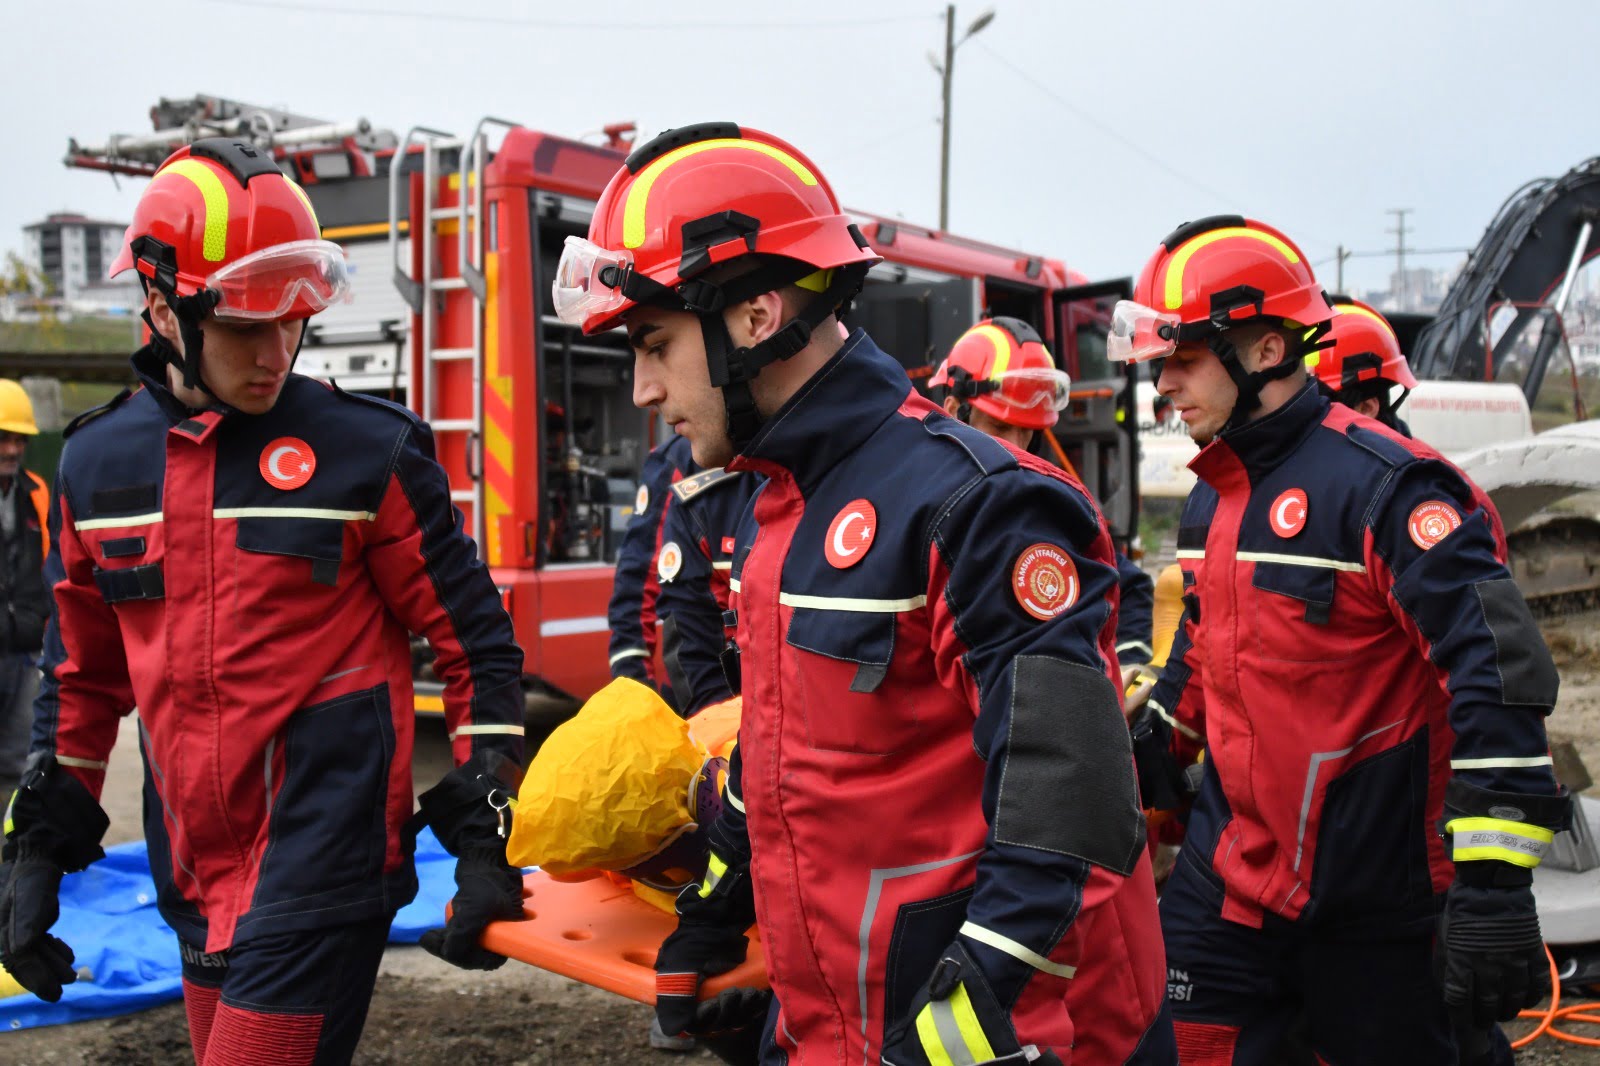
[929,317,1071,430]
[552,122,880,336]
[1109,216,1334,366]
[110,139,349,322]
[1310,299,1418,393]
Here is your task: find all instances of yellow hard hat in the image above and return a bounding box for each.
[0,381,38,436]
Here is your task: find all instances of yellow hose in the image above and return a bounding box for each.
[1150,564,1185,669]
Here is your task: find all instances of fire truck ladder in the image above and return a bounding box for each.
[389,121,514,555]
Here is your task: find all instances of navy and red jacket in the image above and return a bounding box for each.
[1148,382,1559,929]
[32,347,525,952]
[654,466,762,716]
[607,433,694,685]
[714,330,1167,1063]
[1116,552,1155,665]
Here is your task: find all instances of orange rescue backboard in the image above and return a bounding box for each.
[480,871,767,1005]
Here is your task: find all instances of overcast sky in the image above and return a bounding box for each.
[6,0,1598,297]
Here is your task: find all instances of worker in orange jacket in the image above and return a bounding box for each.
[0,379,48,806]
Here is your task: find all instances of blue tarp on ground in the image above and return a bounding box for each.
[0,828,459,1031]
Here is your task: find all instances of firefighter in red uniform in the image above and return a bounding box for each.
[0,140,526,1065]
[1309,298,1420,431]
[1114,217,1566,1066]
[930,318,1156,667]
[555,122,1173,1065]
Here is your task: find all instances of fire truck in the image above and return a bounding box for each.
[66,95,1141,713]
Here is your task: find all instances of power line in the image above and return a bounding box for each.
[208,0,934,30]
[970,41,1238,208]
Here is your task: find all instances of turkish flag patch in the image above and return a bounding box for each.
[260,437,316,490]
[1270,488,1308,538]
[825,500,877,569]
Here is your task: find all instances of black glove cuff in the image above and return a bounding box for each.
[1454,859,1535,889]
[4,755,109,872]
[418,751,522,856]
[1443,912,1543,952]
[1444,778,1572,833]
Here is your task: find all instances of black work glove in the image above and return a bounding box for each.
[1436,865,1549,1030]
[693,987,772,1065]
[0,842,76,1003]
[420,847,524,971]
[882,941,1046,1066]
[655,915,751,1039]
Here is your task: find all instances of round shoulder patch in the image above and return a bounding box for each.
[657,541,683,583]
[1408,501,1462,550]
[1270,489,1307,538]
[825,500,877,569]
[635,483,649,514]
[260,437,316,490]
[1012,543,1080,621]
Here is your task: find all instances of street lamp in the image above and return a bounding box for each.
[932,5,995,230]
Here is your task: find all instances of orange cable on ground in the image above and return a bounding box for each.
[1512,944,1600,1049]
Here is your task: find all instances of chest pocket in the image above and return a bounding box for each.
[234,517,347,633]
[784,606,921,756]
[85,528,165,605]
[1251,561,1355,663]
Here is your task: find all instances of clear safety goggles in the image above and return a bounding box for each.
[987,367,1073,412]
[552,236,634,325]
[207,239,352,321]
[1107,300,1186,364]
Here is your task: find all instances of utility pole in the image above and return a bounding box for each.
[1334,244,1352,295]
[939,5,954,231]
[1387,208,1412,310]
[932,5,994,231]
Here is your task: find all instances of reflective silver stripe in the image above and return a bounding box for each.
[778,591,926,613]
[958,921,1077,979]
[1175,549,1204,560]
[1117,640,1154,660]
[1148,698,1201,742]
[712,561,733,570]
[857,851,983,1064]
[55,754,109,771]
[1237,550,1366,573]
[318,665,370,684]
[448,724,527,741]
[1450,755,1555,770]
[729,577,741,593]
[926,997,980,1065]
[608,648,649,667]
[540,615,609,637]
[75,512,163,532]
[212,506,375,521]
[262,736,276,827]
[725,787,745,814]
[1294,719,1405,871]
[139,720,198,884]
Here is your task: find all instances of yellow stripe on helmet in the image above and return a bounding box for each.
[284,178,321,231]
[155,158,232,263]
[1164,227,1300,312]
[623,138,818,251]
[1333,302,1397,336]
[966,323,1016,379]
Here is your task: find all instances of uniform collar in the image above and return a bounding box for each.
[732,329,912,491]
[1192,380,1328,485]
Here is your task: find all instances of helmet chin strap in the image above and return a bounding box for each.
[698,262,869,452]
[142,287,307,413]
[1211,322,1329,433]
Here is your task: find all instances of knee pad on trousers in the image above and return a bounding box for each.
[203,1000,324,1066]
[182,979,222,1064]
[1175,1020,1241,1066]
